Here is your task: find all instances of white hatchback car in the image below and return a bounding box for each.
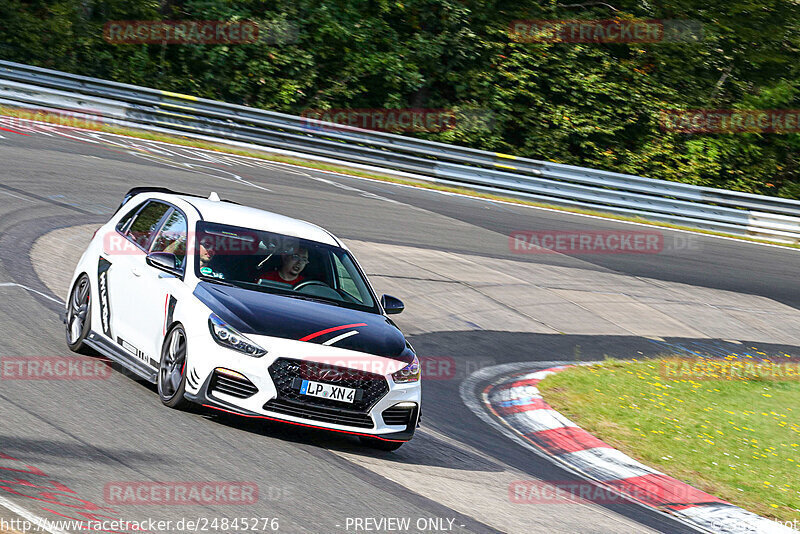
[66,187,421,450]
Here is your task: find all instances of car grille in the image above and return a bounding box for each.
[268,357,389,414]
[209,371,258,399]
[381,404,417,427]
[263,398,375,428]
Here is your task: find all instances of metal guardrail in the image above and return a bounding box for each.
[1,60,799,243]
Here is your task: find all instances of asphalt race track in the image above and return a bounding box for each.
[1,120,798,534]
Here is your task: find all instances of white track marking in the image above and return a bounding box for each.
[559,448,662,481]
[0,191,34,202]
[0,282,63,304]
[299,175,403,205]
[0,118,52,136]
[503,409,578,433]
[0,494,71,534]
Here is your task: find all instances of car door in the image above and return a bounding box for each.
[107,200,171,368]
[95,201,141,344]
[130,207,189,362]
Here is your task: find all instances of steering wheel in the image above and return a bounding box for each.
[293,280,329,291]
[293,280,342,300]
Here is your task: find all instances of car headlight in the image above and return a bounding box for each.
[208,314,267,357]
[391,355,420,383]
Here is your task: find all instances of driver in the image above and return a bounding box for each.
[257,248,308,286]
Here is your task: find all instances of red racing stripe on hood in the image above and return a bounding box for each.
[299,323,368,342]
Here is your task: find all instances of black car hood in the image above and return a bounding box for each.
[194,282,413,362]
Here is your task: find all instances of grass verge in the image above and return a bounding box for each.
[537,358,800,522]
[1,105,798,250]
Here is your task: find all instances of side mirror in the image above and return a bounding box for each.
[146,252,181,276]
[381,294,404,315]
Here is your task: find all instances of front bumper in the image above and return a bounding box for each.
[184,361,420,442]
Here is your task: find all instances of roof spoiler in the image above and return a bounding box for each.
[116,186,238,212]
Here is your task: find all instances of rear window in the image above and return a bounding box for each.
[115,202,144,234]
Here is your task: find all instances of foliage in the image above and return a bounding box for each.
[1,0,797,196]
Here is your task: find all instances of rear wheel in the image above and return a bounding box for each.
[158,325,190,409]
[358,436,406,451]
[65,274,92,354]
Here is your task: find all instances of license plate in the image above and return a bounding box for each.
[300,380,356,404]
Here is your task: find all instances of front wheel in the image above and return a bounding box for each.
[358,436,406,452]
[65,274,93,354]
[158,325,190,409]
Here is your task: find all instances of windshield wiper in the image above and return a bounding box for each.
[282,294,342,306]
[198,276,237,287]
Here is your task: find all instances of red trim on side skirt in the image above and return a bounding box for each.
[299,323,368,342]
[163,294,169,335]
[202,404,406,442]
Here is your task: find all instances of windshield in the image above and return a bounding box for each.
[193,221,378,313]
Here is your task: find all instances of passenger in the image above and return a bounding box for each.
[198,238,225,279]
[257,248,309,286]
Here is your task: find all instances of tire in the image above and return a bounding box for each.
[65,274,93,355]
[158,324,190,409]
[358,436,406,452]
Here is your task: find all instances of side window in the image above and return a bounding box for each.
[333,255,358,296]
[150,209,188,269]
[115,202,144,234]
[127,201,170,249]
